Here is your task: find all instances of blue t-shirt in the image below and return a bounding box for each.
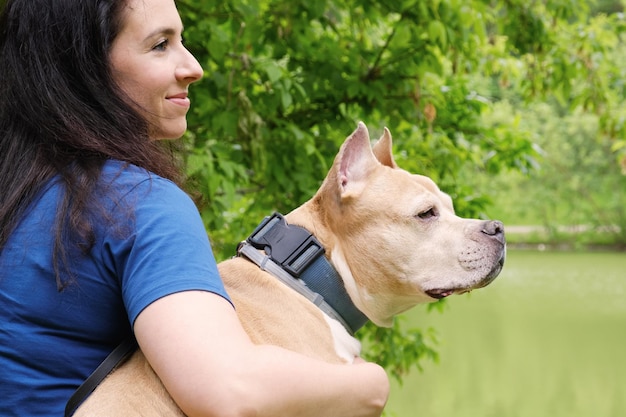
[0,161,231,416]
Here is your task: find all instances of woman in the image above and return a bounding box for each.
[0,0,390,416]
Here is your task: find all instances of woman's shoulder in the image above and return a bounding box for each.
[97,160,193,216]
[101,160,184,195]
[101,159,170,183]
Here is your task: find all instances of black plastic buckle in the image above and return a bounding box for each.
[247,213,325,277]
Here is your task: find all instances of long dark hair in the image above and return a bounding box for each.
[0,0,183,289]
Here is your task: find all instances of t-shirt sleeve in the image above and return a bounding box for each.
[101,176,231,326]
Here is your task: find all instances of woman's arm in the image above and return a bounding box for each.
[134,290,389,417]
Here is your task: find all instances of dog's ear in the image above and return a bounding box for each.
[372,127,398,168]
[337,122,379,196]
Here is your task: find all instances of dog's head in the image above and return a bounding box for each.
[298,122,505,327]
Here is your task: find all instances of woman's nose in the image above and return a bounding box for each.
[176,48,203,83]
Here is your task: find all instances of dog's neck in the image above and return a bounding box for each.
[238,213,368,334]
[295,251,369,334]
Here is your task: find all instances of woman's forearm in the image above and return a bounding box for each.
[198,344,389,417]
[135,291,389,417]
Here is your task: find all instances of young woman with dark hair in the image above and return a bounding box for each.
[0,0,389,416]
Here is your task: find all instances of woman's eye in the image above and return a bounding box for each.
[153,39,169,51]
[417,208,437,220]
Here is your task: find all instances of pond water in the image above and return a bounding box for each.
[384,249,626,417]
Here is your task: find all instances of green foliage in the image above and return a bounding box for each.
[175,0,626,381]
[482,101,626,247]
[360,318,440,383]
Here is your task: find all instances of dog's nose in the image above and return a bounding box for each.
[481,220,505,244]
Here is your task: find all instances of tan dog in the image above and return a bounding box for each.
[75,122,505,416]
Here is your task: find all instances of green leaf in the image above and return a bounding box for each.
[428,20,447,48]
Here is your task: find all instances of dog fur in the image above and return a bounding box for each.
[74,122,505,416]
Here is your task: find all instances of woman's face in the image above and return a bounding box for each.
[109,0,203,140]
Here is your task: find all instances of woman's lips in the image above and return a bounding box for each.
[166,93,190,108]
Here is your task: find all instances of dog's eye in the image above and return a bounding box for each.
[417,207,438,220]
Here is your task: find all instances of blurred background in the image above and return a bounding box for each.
[384,251,626,417]
[174,1,626,415]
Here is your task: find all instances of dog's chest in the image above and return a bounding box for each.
[219,258,352,364]
[323,315,361,363]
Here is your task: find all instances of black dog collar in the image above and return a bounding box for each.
[238,213,368,335]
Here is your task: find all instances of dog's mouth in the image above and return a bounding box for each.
[425,288,466,299]
[426,255,505,300]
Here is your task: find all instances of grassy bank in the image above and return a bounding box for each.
[504,225,625,252]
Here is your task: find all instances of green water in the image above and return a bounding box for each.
[385,250,626,417]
